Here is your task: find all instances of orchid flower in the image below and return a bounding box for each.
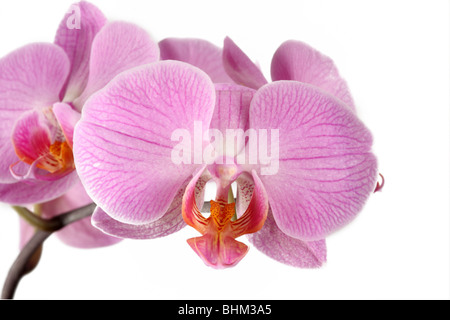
[155,36,374,267]
[0,1,160,205]
[74,58,377,268]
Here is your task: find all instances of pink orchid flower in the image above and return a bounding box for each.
[74,55,377,268]
[155,37,374,267]
[0,1,160,205]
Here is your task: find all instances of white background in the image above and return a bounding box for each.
[0,0,449,300]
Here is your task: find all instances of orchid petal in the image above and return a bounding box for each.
[250,81,377,240]
[92,206,184,240]
[53,102,81,149]
[159,38,233,83]
[0,43,70,183]
[73,21,160,110]
[0,170,78,205]
[19,213,35,249]
[248,208,327,268]
[74,61,216,224]
[223,37,268,89]
[92,178,192,239]
[39,178,121,248]
[0,147,19,184]
[210,83,255,157]
[55,1,107,101]
[271,40,355,111]
[0,43,70,112]
[211,83,254,133]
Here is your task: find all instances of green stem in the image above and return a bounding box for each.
[12,203,96,232]
[2,203,97,299]
[12,206,61,232]
[1,229,51,299]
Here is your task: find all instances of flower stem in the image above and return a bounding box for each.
[12,203,96,232]
[1,229,51,299]
[12,206,61,232]
[2,203,96,299]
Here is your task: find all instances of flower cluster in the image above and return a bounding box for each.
[0,2,378,269]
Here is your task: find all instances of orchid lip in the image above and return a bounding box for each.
[182,167,268,269]
[186,197,251,269]
[187,198,249,268]
[11,108,76,181]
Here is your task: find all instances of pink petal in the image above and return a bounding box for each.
[0,171,78,205]
[19,214,35,250]
[73,21,160,110]
[250,81,377,241]
[0,144,18,183]
[222,37,268,90]
[248,208,327,268]
[0,43,70,112]
[53,102,81,148]
[74,61,216,224]
[211,83,254,132]
[91,179,191,239]
[0,43,70,183]
[0,122,25,182]
[210,83,255,157]
[271,40,355,111]
[40,178,121,248]
[159,38,234,83]
[55,1,107,101]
